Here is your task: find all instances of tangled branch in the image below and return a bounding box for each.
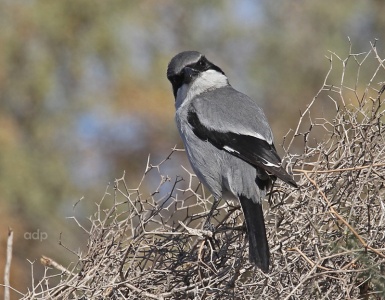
[14,41,385,299]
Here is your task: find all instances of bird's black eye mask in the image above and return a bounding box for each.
[192,56,225,75]
[168,56,225,98]
[191,56,209,72]
[168,74,184,98]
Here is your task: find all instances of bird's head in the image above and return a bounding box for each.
[167,51,228,101]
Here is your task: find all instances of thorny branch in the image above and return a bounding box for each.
[9,41,385,299]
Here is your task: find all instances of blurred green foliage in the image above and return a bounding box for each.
[0,0,383,294]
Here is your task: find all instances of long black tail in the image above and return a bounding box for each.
[239,195,270,273]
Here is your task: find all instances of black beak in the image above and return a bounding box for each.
[184,67,199,83]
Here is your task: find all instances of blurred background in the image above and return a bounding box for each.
[0,0,384,294]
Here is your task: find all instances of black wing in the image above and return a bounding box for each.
[187,110,297,188]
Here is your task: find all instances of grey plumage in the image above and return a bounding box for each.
[167,51,297,273]
[176,86,271,203]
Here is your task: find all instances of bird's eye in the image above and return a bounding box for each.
[195,59,206,70]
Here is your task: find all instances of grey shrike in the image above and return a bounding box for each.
[167,51,297,273]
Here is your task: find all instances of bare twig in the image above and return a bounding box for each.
[15,41,385,300]
[302,170,385,259]
[40,256,75,276]
[4,228,13,300]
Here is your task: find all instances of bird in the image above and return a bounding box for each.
[167,51,297,273]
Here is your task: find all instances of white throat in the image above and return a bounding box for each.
[175,70,228,109]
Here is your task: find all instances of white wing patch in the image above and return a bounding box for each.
[223,145,240,154]
[260,157,280,168]
[237,131,268,143]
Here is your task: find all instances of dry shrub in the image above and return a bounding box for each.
[18,41,385,299]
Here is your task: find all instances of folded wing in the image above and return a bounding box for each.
[187,97,297,188]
